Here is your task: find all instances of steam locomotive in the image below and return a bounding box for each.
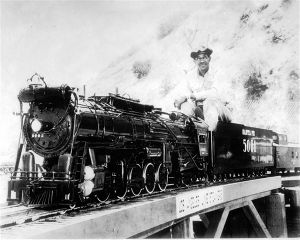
[6,75,298,206]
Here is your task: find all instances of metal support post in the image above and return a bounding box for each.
[265,193,287,237]
[242,200,271,237]
[197,197,272,238]
[204,207,230,238]
[171,218,193,238]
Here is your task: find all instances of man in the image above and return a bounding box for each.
[173,46,231,130]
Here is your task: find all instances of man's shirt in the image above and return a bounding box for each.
[185,67,217,99]
[173,66,218,105]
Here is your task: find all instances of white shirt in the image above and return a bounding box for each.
[174,67,218,104]
[172,66,232,130]
[185,68,218,100]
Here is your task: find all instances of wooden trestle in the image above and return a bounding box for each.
[1,176,285,238]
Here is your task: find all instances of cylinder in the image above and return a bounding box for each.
[22,152,36,178]
[57,154,72,178]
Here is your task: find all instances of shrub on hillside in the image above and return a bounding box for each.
[281,0,292,8]
[244,72,268,100]
[160,77,176,96]
[240,10,252,24]
[132,60,151,79]
[257,4,269,13]
[271,31,287,43]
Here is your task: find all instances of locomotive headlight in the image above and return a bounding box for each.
[31,119,42,132]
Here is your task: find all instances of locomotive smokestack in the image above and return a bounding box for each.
[115,87,119,95]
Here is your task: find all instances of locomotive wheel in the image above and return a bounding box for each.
[191,175,198,183]
[143,163,155,194]
[198,172,208,182]
[95,170,111,202]
[155,163,168,192]
[182,174,193,186]
[115,160,127,199]
[69,204,76,209]
[95,190,110,203]
[128,164,143,196]
[212,174,217,182]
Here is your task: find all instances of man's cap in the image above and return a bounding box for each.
[190,46,213,59]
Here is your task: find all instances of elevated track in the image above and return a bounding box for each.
[0,176,283,238]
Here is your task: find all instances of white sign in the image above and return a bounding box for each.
[176,186,223,218]
[242,129,255,136]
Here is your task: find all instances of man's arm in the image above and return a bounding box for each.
[173,80,190,110]
[174,96,188,109]
[191,87,218,101]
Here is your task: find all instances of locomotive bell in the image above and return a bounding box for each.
[78,180,94,197]
[84,166,95,180]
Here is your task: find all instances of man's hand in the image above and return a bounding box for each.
[189,93,196,101]
[174,96,187,109]
[189,93,206,103]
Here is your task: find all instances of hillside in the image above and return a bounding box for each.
[89,0,299,142]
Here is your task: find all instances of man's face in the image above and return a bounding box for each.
[194,53,210,71]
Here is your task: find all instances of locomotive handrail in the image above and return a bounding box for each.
[87,95,157,118]
[69,90,80,156]
[13,102,27,177]
[43,103,72,133]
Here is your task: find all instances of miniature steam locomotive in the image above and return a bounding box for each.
[7,76,298,206]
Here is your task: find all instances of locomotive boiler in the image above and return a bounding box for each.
[7,75,279,206]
